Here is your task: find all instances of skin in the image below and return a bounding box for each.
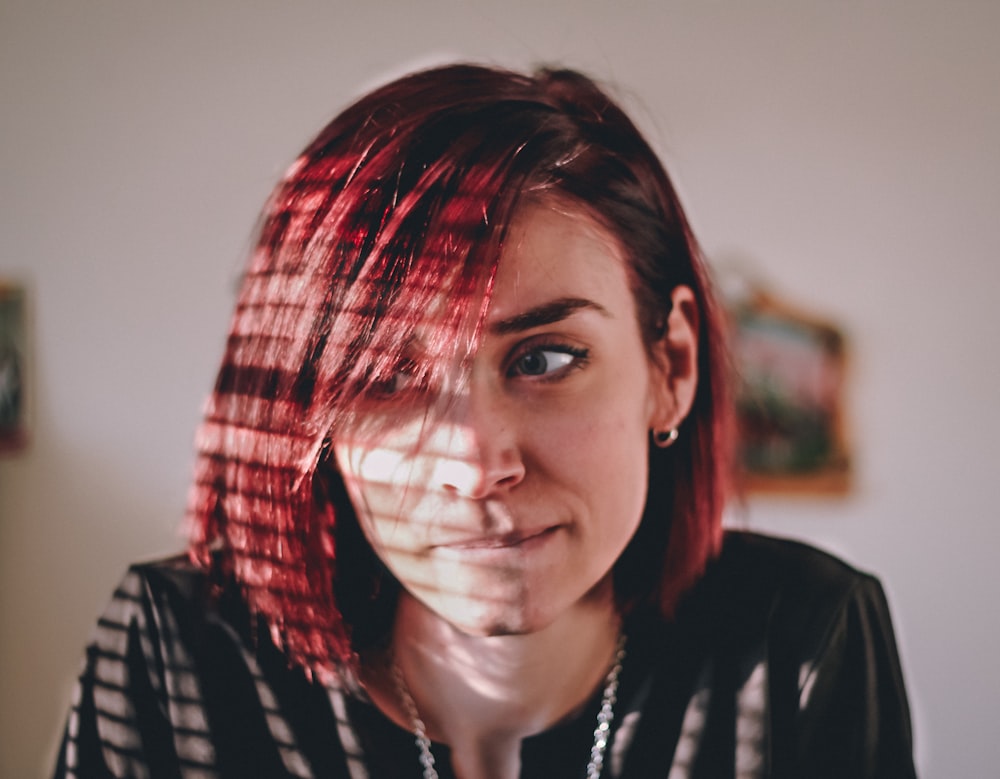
[334,199,699,779]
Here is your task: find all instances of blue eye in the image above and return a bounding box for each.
[509,345,588,378]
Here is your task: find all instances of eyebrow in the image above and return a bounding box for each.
[488,296,611,335]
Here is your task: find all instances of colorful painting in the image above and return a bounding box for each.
[0,283,27,452]
[730,292,851,494]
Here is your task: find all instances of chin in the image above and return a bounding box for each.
[425,590,552,638]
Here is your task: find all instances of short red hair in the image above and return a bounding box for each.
[187,64,733,678]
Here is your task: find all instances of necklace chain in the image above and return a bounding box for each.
[392,634,627,779]
[392,659,439,779]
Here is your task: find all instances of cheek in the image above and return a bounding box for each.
[531,402,651,517]
[587,419,650,524]
[544,370,653,473]
[334,444,415,544]
[574,374,653,518]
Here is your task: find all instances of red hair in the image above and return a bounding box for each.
[187,64,733,678]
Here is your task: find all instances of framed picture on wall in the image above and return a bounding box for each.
[730,290,851,495]
[0,283,28,452]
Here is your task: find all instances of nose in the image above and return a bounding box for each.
[431,384,525,499]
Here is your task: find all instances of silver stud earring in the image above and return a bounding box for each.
[652,427,679,448]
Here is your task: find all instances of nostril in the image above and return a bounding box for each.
[434,459,481,496]
[495,465,525,490]
[434,457,525,498]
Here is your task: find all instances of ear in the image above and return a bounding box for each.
[647,285,699,431]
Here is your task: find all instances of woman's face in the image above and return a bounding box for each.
[334,201,695,637]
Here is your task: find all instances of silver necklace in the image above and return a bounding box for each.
[391,634,627,779]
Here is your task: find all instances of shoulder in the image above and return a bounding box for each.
[84,556,202,660]
[717,529,872,581]
[104,554,211,622]
[713,530,882,613]
[123,553,207,594]
[674,531,893,671]
[90,554,245,659]
[666,532,915,775]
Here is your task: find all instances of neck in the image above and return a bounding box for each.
[361,578,622,778]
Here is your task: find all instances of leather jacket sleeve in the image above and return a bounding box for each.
[649,532,918,779]
[793,575,916,778]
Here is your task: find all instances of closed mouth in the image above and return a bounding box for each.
[435,525,562,551]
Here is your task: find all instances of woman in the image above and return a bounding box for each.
[55,64,916,778]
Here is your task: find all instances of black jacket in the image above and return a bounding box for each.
[55,531,916,777]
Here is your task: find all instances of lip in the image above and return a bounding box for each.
[433,525,563,552]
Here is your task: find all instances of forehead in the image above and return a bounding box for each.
[349,199,637,384]
[486,200,634,326]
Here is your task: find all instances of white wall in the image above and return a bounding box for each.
[2,2,998,775]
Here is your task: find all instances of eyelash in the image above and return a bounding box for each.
[363,358,425,400]
[361,341,589,403]
[506,341,590,381]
